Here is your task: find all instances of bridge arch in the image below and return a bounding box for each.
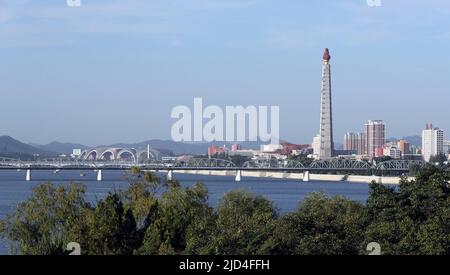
[85,149,102,160]
[136,148,161,162]
[117,149,137,162]
[78,151,88,160]
[99,149,118,161]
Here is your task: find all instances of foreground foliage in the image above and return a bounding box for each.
[0,166,449,255]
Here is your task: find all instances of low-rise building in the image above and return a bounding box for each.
[208,145,228,158]
[397,140,410,155]
[228,149,258,158]
[231,144,241,152]
[72,149,82,157]
[261,144,283,153]
[383,145,402,159]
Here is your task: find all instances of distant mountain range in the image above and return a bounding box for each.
[0,136,55,159]
[387,135,422,147]
[0,135,424,159]
[1,136,265,157]
[31,141,89,155]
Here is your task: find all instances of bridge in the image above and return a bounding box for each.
[0,158,430,182]
[78,146,162,162]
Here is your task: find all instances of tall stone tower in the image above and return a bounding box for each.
[319,48,334,159]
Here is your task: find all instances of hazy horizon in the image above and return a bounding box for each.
[1,0,449,145]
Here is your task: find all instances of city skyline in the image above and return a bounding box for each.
[1,1,450,259]
[1,1,450,145]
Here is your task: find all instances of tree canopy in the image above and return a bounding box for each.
[1,165,449,255]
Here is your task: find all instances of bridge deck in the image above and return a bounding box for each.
[0,158,429,173]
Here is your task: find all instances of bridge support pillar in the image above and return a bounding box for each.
[26,169,31,181]
[97,170,102,181]
[167,170,173,181]
[235,170,242,182]
[303,171,310,182]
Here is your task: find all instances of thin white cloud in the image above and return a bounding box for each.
[250,0,450,50]
[0,0,257,48]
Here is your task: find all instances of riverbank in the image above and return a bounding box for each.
[166,170,412,185]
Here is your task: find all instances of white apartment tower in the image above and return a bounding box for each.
[422,123,444,162]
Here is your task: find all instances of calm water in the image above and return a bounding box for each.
[0,170,370,254]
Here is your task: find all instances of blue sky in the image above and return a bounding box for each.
[0,0,449,146]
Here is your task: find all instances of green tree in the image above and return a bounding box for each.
[137,182,212,255]
[120,171,162,229]
[200,191,278,255]
[0,182,90,255]
[429,153,448,165]
[2,166,450,255]
[288,154,313,166]
[409,163,422,176]
[228,155,252,167]
[365,166,450,255]
[85,193,138,255]
[268,193,366,255]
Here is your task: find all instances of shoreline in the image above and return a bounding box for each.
[151,170,412,185]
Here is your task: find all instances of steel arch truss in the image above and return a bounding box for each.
[376,160,427,171]
[243,159,283,169]
[284,159,307,169]
[173,158,237,168]
[310,159,373,170]
[242,159,307,169]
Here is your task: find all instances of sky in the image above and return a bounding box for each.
[0,0,449,146]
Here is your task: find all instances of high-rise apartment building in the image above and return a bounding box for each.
[365,120,385,159]
[344,132,358,152]
[343,132,366,155]
[422,123,444,162]
[356,133,367,155]
[312,134,321,159]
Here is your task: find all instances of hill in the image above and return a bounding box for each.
[31,141,89,155]
[0,136,55,159]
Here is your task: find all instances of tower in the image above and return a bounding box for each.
[365,120,385,159]
[422,124,444,162]
[319,48,334,159]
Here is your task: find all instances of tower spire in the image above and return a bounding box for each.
[323,48,331,63]
[318,48,334,159]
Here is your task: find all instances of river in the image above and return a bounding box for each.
[0,169,371,254]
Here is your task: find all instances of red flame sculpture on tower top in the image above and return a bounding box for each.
[323,48,331,62]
